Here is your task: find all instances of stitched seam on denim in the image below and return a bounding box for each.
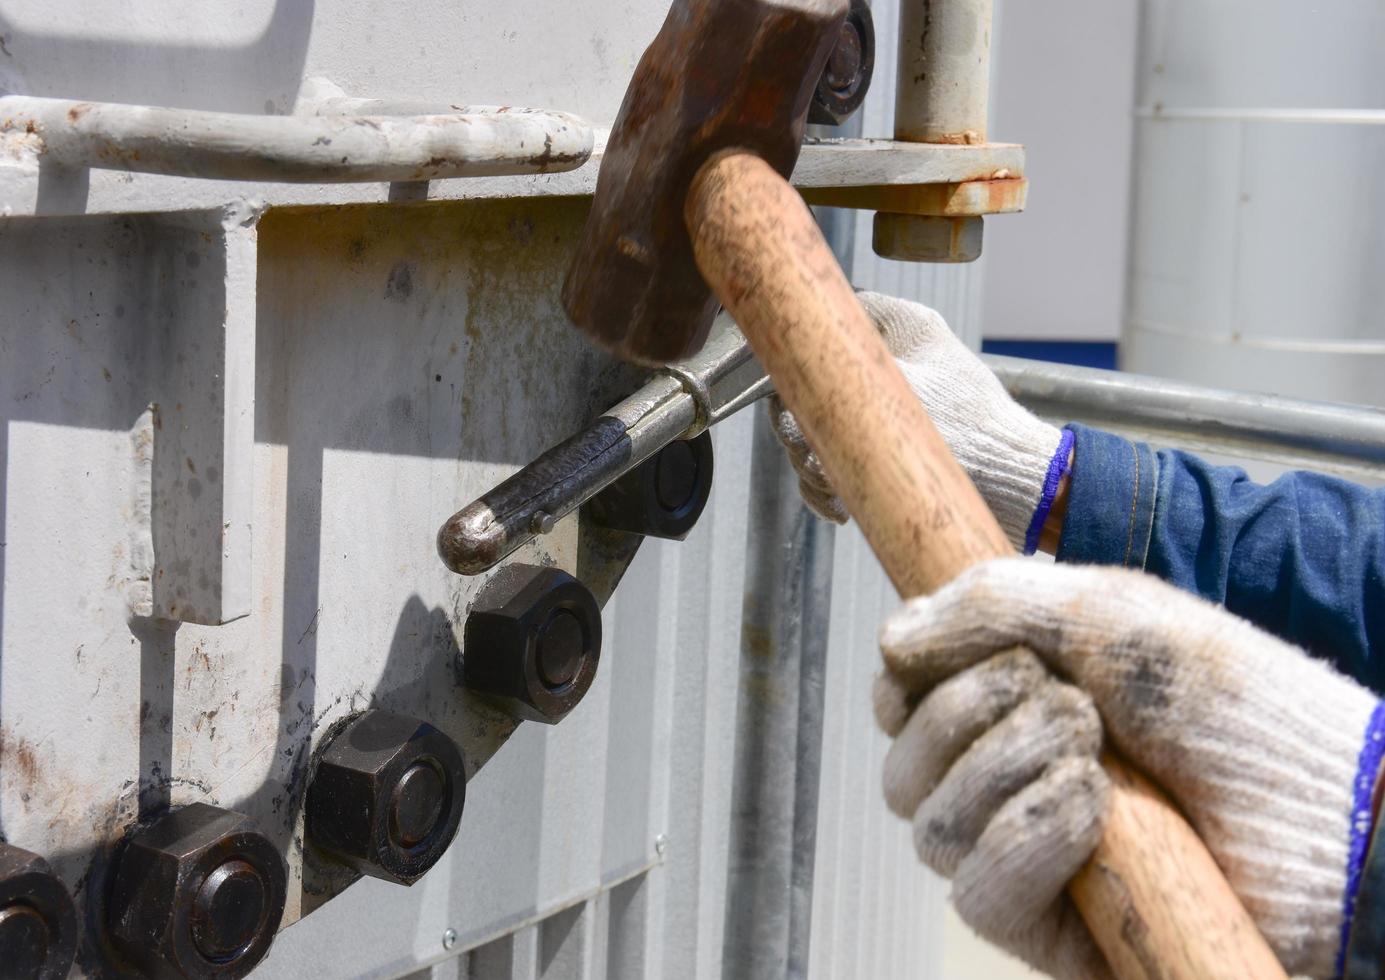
[1122,440,1140,567]
[1137,447,1158,572]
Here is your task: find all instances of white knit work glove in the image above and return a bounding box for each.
[771,292,1065,550]
[876,558,1381,980]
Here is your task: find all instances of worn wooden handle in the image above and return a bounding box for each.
[685,150,1287,980]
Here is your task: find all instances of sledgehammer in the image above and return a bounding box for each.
[561,1,1285,977]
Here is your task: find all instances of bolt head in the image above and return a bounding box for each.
[873,213,985,263]
[390,761,447,848]
[0,905,52,978]
[442,928,458,950]
[585,432,714,541]
[808,0,875,126]
[108,803,286,980]
[824,20,863,93]
[463,565,603,724]
[654,440,700,513]
[536,609,585,690]
[307,710,467,885]
[0,845,77,980]
[191,859,267,962]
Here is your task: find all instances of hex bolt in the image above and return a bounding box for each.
[0,843,79,980]
[0,904,52,978]
[874,213,984,264]
[824,19,862,94]
[536,609,585,690]
[585,432,714,541]
[464,564,604,724]
[390,761,447,848]
[107,803,286,980]
[191,860,266,962]
[808,0,875,126]
[306,710,467,886]
[654,439,699,513]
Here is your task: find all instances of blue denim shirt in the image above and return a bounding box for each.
[1055,424,1385,692]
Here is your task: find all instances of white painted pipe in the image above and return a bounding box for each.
[893,0,993,144]
[1134,106,1385,125]
[0,95,593,182]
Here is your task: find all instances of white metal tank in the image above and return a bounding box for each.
[1122,0,1385,406]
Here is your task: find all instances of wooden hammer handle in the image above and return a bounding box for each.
[686,150,1287,980]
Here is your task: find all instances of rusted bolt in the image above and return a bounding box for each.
[463,564,602,724]
[306,710,466,885]
[107,803,286,980]
[585,432,714,541]
[824,19,862,93]
[873,213,985,264]
[808,0,875,126]
[0,843,77,980]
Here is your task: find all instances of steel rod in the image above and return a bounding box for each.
[986,354,1385,480]
[0,95,593,182]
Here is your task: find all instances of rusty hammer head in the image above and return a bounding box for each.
[562,0,847,366]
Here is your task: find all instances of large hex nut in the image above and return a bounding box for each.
[464,564,602,724]
[0,843,79,980]
[108,803,286,980]
[306,710,466,886]
[585,432,714,541]
[807,0,875,126]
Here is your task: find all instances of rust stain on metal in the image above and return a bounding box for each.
[800,175,1026,216]
[0,727,42,790]
[926,130,983,146]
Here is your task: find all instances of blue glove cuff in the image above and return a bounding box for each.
[1022,427,1074,555]
[1338,700,1385,977]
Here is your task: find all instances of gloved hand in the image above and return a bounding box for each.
[876,558,1381,980]
[770,292,1068,552]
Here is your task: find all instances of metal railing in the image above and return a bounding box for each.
[985,354,1385,482]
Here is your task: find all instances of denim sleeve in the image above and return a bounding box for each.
[1055,423,1385,691]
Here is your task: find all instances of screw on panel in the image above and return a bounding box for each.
[0,843,79,980]
[306,710,467,886]
[807,0,875,126]
[584,432,714,541]
[442,928,458,950]
[463,564,603,725]
[107,803,287,980]
[654,834,669,857]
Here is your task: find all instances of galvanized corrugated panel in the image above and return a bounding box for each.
[807,522,948,980]
[255,405,949,980]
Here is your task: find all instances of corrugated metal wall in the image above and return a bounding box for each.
[260,409,957,980]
